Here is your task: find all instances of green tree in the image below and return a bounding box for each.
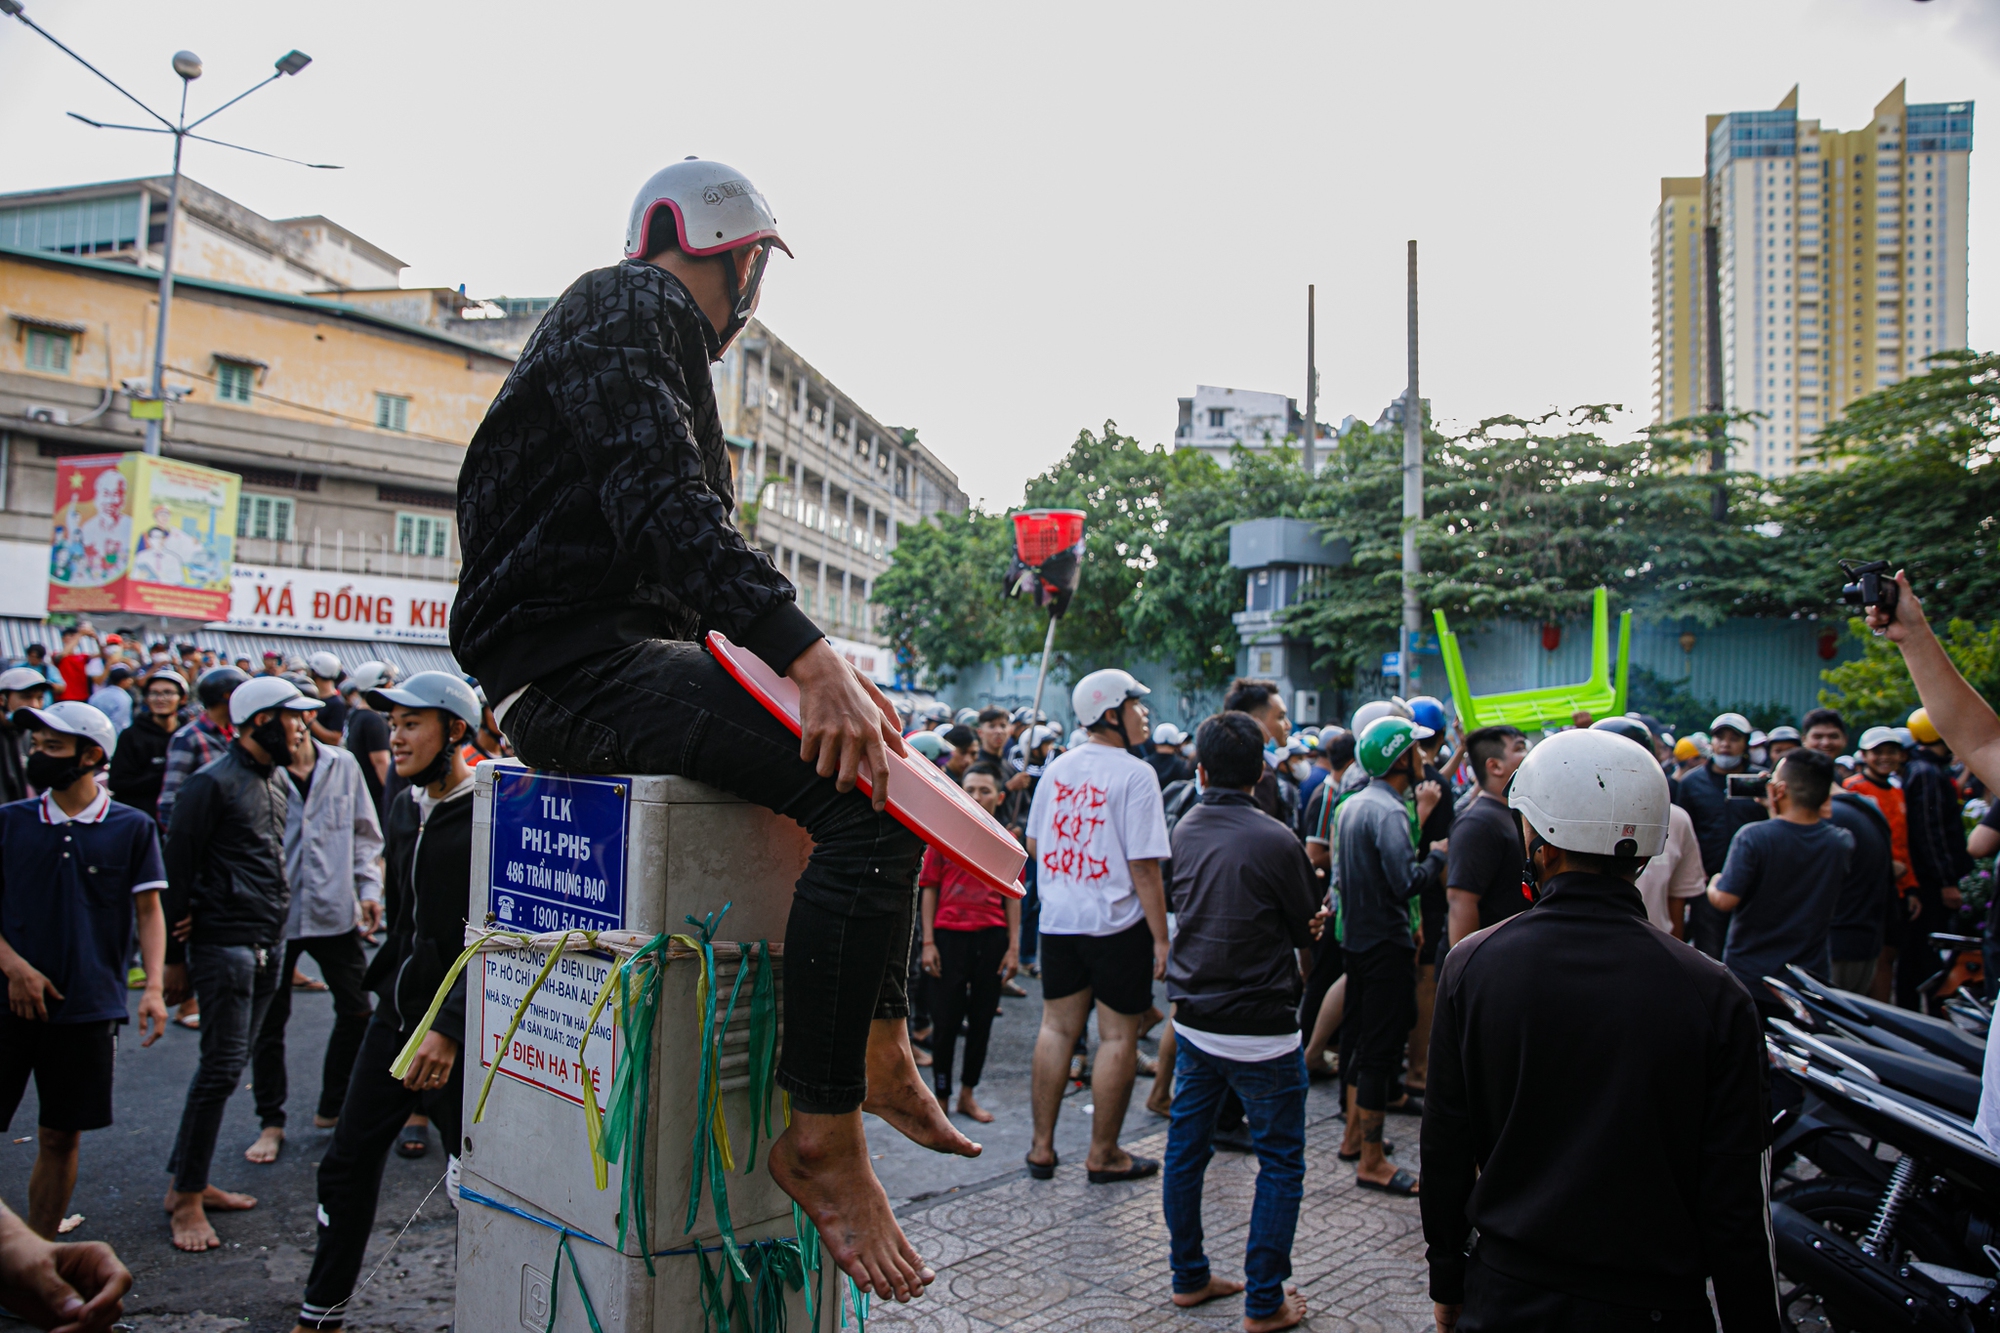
[1283,408,1780,685]
[1819,616,2000,731]
[870,508,1027,684]
[1774,350,2000,623]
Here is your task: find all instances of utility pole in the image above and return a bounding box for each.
[1302,284,1317,477]
[1401,241,1422,695]
[1702,223,1729,520]
[3,2,328,455]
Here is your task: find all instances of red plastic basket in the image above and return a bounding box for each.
[1011,509,1086,566]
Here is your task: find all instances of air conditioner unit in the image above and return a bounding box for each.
[24,405,70,426]
[1295,690,1321,726]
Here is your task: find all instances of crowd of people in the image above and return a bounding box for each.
[0,621,510,1332]
[874,601,2000,1331]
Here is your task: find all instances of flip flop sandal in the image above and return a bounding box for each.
[1356,1167,1420,1196]
[1387,1094,1426,1116]
[1338,1142,1395,1162]
[1088,1154,1160,1185]
[173,1013,200,1031]
[293,976,329,992]
[1001,980,1029,998]
[1026,1151,1058,1180]
[396,1127,430,1159]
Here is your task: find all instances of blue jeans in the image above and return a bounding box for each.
[1163,1039,1308,1319]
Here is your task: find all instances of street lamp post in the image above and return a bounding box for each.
[2,2,333,454]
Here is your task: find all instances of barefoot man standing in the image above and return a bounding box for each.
[450,160,968,1304]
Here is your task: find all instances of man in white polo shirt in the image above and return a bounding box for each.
[1023,668,1171,1185]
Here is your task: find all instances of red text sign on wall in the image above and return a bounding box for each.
[213,564,454,644]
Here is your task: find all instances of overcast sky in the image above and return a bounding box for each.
[4,0,1995,509]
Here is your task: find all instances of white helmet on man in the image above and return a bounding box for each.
[11,701,118,762]
[342,660,396,696]
[1349,698,1411,735]
[1509,728,1671,858]
[228,676,325,727]
[1072,669,1150,731]
[623,159,792,354]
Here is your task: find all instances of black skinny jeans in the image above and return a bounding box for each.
[505,639,924,1114]
[299,1017,463,1331]
[167,942,282,1194]
[930,925,1007,1097]
[253,932,374,1128]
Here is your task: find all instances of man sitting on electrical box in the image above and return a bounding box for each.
[450,159,957,1307]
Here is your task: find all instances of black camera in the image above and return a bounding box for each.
[1839,559,1900,618]
[1725,773,1770,801]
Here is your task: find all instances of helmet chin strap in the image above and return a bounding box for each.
[712,243,771,359]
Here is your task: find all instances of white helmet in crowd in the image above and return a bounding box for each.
[1509,728,1671,859]
[1072,669,1150,730]
[1858,726,1903,752]
[307,651,344,682]
[11,701,118,762]
[342,661,396,696]
[0,666,51,697]
[1023,724,1062,753]
[1151,723,1185,747]
[1349,698,1411,735]
[228,676,325,727]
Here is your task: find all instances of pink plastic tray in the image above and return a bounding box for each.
[707,632,1027,899]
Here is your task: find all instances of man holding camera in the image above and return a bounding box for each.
[1706,749,1852,1008]
[1674,712,1768,958]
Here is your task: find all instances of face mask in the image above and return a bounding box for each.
[26,750,88,792]
[250,717,293,768]
[1711,751,1744,771]
[1288,759,1311,781]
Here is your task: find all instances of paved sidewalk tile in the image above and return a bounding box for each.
[871,1112,1431,1332]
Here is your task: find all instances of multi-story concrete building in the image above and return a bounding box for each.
[0,176,966,678]
[1174,384,1321,466]
[1651,83,1974,476]
[712,321,966,683]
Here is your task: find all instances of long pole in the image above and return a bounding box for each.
[1400,240,1422,695]
[1702,222,1728,520]
[1028,614,1057,726]
[143,84,189,457]
[1303,284,1317,476]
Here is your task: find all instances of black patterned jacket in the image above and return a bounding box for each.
[450,260,820,702]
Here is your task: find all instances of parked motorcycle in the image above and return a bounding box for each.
[1766,1028,2000,1330]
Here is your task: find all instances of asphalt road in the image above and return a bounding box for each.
[0,947,457,1333]
[0,953,1172,1332]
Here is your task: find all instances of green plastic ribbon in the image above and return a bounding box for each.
[599,931,671,1269]
[546,1232,606,1333]
[743,939,777,1175]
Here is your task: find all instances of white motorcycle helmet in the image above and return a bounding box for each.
[1072,669,1150,733]
[624,158,792,355]
[1509,729,1671,859]
[1349,698,1411,735]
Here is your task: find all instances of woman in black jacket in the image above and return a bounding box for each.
[293,672,479,1333]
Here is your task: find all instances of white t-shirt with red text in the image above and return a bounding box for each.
[1025,741,1171,938]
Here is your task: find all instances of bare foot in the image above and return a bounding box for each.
[1172,1275,1244,1308]
[163,1184,256,1214]
[1245,1289,1309,1332]
[164,1190,230,1252]
[312,1114,338,1129]
[245,1127,284,1164]
[768,1115,934,1302]
[861,1020,981,1158]
[955,1088,995,1124]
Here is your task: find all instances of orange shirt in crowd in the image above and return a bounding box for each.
[1843,771,1917,894]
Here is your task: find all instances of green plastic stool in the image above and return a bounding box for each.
[1435,587,1631,732]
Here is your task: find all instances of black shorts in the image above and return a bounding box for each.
[1038,919,1155,1015]
[0,1013,117,1132]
